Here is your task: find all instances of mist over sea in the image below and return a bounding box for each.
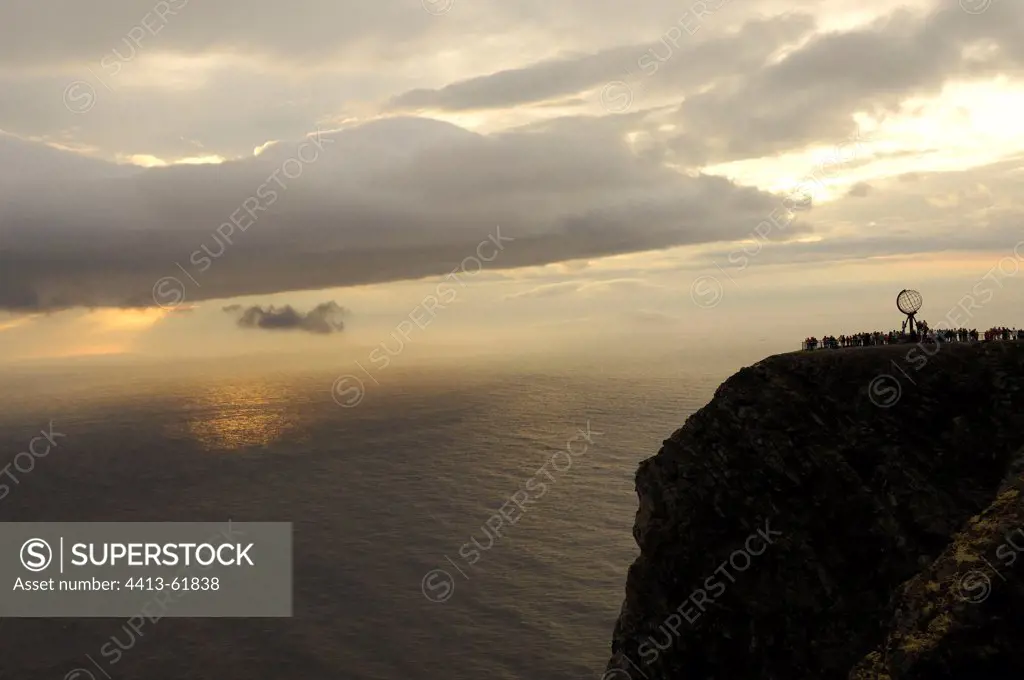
[0,352,737,680]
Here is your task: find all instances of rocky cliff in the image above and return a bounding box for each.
[606,341,1024,679]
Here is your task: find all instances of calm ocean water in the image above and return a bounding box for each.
[0,354,734,680]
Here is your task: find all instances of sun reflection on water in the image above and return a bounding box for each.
[179,380,296,451]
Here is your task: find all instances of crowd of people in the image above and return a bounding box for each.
[984,327,1023,341]
[802,325,1023,350]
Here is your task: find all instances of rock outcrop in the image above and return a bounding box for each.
[606,341,1024,679]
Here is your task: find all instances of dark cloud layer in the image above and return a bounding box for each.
[224,301,349,333]
[0,117,791,312]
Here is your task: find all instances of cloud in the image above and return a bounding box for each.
[387,13,815,113]
[224,301,349,334]
[505,282,584,300]
[847,181,872,197]
[504,277,668,300]
[4,1,992,166]
[0,0,834,72]
[691,154,1024,268]
[653,2,1024,165]
[627,308,680,324]
[0,0,816,161]
[0,0,456,68]
[0,116,791,312]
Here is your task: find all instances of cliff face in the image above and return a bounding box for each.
[607,341,1024,680]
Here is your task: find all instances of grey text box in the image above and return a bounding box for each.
[1,522,291,617]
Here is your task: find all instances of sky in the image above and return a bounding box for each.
[0,0,1023,366]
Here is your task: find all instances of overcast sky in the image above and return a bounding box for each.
[0,0,1022,364]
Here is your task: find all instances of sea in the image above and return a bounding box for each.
[0,349,756,680]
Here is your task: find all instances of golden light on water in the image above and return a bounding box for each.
[181,381,295,451]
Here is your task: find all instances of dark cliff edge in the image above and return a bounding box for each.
[606,341,1024,680]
